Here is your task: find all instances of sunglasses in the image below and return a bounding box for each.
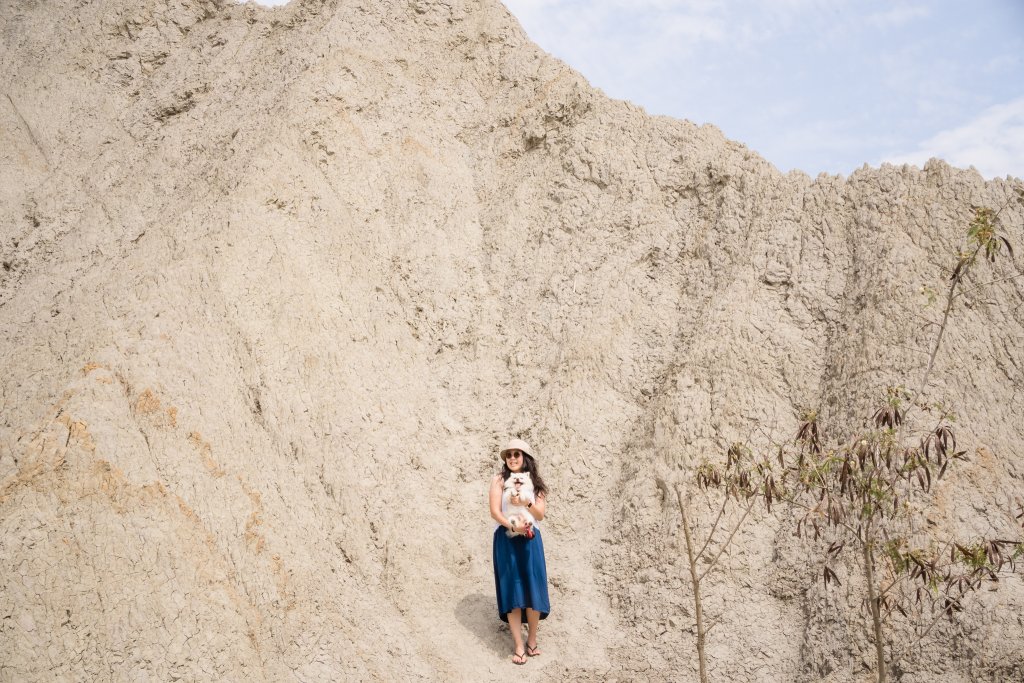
[504,450,524,460]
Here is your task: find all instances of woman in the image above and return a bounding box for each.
[490,438,551,665]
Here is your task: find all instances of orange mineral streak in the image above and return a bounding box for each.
[133,388,180,429]
[5,411,266,634]
[187,431,226,478]
[135,388,162,415]
[59,415,97,454]
[238,475,267,554]
[81,361,106,375]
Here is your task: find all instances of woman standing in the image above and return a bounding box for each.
[490,438,551,665]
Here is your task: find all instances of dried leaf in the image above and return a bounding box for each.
[823,566,841,587]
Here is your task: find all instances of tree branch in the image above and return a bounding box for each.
[888,607,947,667]
[904,243,980,429]
[696,493,730,561]
[699,498,755,582]
[953,272,1024,301]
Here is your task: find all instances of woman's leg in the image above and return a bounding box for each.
[508,608,526,662]
[525,608,541,654]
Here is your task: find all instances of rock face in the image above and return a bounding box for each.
[1,0,1022,680]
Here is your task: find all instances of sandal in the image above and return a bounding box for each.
[526,644,541,657]
[511,649,527,665]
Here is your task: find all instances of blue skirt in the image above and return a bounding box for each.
[493,526,550,622]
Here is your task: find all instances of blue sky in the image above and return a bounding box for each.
[503,0,1024,179]
[254,0,1023,179]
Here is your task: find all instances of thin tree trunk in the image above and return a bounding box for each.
[908,275,958,413]
[677,488,708,683]
[862,539,887,683]
[904,243,978,429]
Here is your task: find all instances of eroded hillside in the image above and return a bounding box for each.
[1,1,1022,680]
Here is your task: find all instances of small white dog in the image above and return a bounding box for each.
[503,472,536,539]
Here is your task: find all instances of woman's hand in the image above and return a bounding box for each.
[511,492,535,507]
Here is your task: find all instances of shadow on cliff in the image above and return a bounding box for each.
[455,592,510,658]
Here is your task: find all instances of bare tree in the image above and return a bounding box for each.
[691,199,1024,682]
[780,203,1024,682]
[665,443,783,683]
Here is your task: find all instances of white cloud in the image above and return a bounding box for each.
[881,97,1024,179]
[866,4,929,29]
[656,12,728,44]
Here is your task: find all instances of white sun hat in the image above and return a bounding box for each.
[499,438,534,460]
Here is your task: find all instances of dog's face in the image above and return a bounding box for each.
[505,472,533,495]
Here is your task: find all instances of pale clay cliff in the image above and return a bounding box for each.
[1,0,1023,681]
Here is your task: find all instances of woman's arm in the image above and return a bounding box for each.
[489,474,515,531]
[530,492,546,522]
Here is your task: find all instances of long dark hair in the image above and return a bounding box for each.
[501,452,548,497]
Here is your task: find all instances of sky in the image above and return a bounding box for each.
[502,0,1024,179]
[255,0,1024,179]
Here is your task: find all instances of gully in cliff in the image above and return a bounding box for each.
[489,438,551,665]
